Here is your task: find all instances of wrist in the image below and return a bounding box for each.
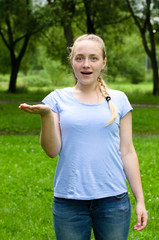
[136,196,145,205]
[40,109,52,118]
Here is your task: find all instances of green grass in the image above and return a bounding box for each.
[0,80,159,239]
[128,136,159,240]
[0,135,158,239]
[0,135,57,240]
[132,107,159,134]
[0,103,41,134]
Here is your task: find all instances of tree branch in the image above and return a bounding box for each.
[5,15,14,49]
[126,0,152,58]
[17,34,30,64]
[143,0,151,32]
[13,34,28,46]
[0,29,11,51]
[126,0,143,33]
[103,15,132,25]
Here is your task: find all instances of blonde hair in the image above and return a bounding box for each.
[69,34,117,126]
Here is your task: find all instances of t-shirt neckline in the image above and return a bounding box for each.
[67,87,107,107]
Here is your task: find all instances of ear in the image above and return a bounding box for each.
[102,57,107,69]
[70,59,73,66]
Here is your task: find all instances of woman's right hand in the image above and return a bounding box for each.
[19,103,52,116]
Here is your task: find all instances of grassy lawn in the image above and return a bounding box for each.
[0,135,57,240]
[0,135,158,239]
[0,81,159,239]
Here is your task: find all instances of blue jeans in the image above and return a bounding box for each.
[53,192,131,240]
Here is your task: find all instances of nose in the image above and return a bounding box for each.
[83,58,90,68]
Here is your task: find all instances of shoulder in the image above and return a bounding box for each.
[42,87,71,113]
[45,87,71,99]
[108,89,133,118]
[108,89,128,102]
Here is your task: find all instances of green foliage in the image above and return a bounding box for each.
[40,59,72,86]
[20,62,73,87]
[20,45,73,87]
[107,34,146,84]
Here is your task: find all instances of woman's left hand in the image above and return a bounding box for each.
[134,202,148,231]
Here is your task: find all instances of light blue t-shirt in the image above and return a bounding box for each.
[42,87,133,200]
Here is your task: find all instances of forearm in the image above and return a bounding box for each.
[122,147,144,203]
[40,112,61,158]
[120,112,148,230]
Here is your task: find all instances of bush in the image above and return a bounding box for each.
[107,33,146,84]
[41,59,70,86]
[21,59,73,87]
[23,74,51,87]
[122,59,145,84]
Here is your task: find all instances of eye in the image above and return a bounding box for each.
[91,57,97,61]
[76,56,83,61]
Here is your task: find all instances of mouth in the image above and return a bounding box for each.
[81,71,93,76]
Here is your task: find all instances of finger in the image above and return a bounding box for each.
[134,215,147,231]
[133,213,142,230]
[19,103,30,109]
[141,213,148,229]
[19,104,36,113]
[137,212,142,227]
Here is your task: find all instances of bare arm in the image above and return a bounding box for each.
[120,111,148,231]
[19,103,61,158]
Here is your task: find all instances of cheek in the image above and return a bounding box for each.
[94,63,104,73]
[72,63,81,72]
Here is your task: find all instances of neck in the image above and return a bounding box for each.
[74,81,99,93]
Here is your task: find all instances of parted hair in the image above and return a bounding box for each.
[69,34,117,126]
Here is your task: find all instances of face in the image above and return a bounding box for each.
[71,40,106,87]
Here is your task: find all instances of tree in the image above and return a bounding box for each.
[126,0,159,95]
[47,0,76,47]
[0,0,53,93]
[82,0,96,34]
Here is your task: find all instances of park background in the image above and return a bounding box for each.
[0,0,159,239]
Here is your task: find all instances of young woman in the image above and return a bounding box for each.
[19,34,148,240]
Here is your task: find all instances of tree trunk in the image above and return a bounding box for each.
[8,58,20,93]
[148,21,159,95]
[141,28,159,95]
[8,35,30,93]
[63,23,74,47]
[61,0,75,47]
[83,0,96,34]
[151,54,159,95]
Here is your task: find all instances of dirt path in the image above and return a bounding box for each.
[0,100,159,108]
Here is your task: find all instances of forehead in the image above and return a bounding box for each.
[73,40,103,56]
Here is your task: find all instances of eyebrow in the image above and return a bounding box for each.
[75,53,99,56]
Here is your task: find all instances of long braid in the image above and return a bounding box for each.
[98,76,117,126]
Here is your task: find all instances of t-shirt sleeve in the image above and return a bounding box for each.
[41,90,59,113]
[120,92,133,119]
